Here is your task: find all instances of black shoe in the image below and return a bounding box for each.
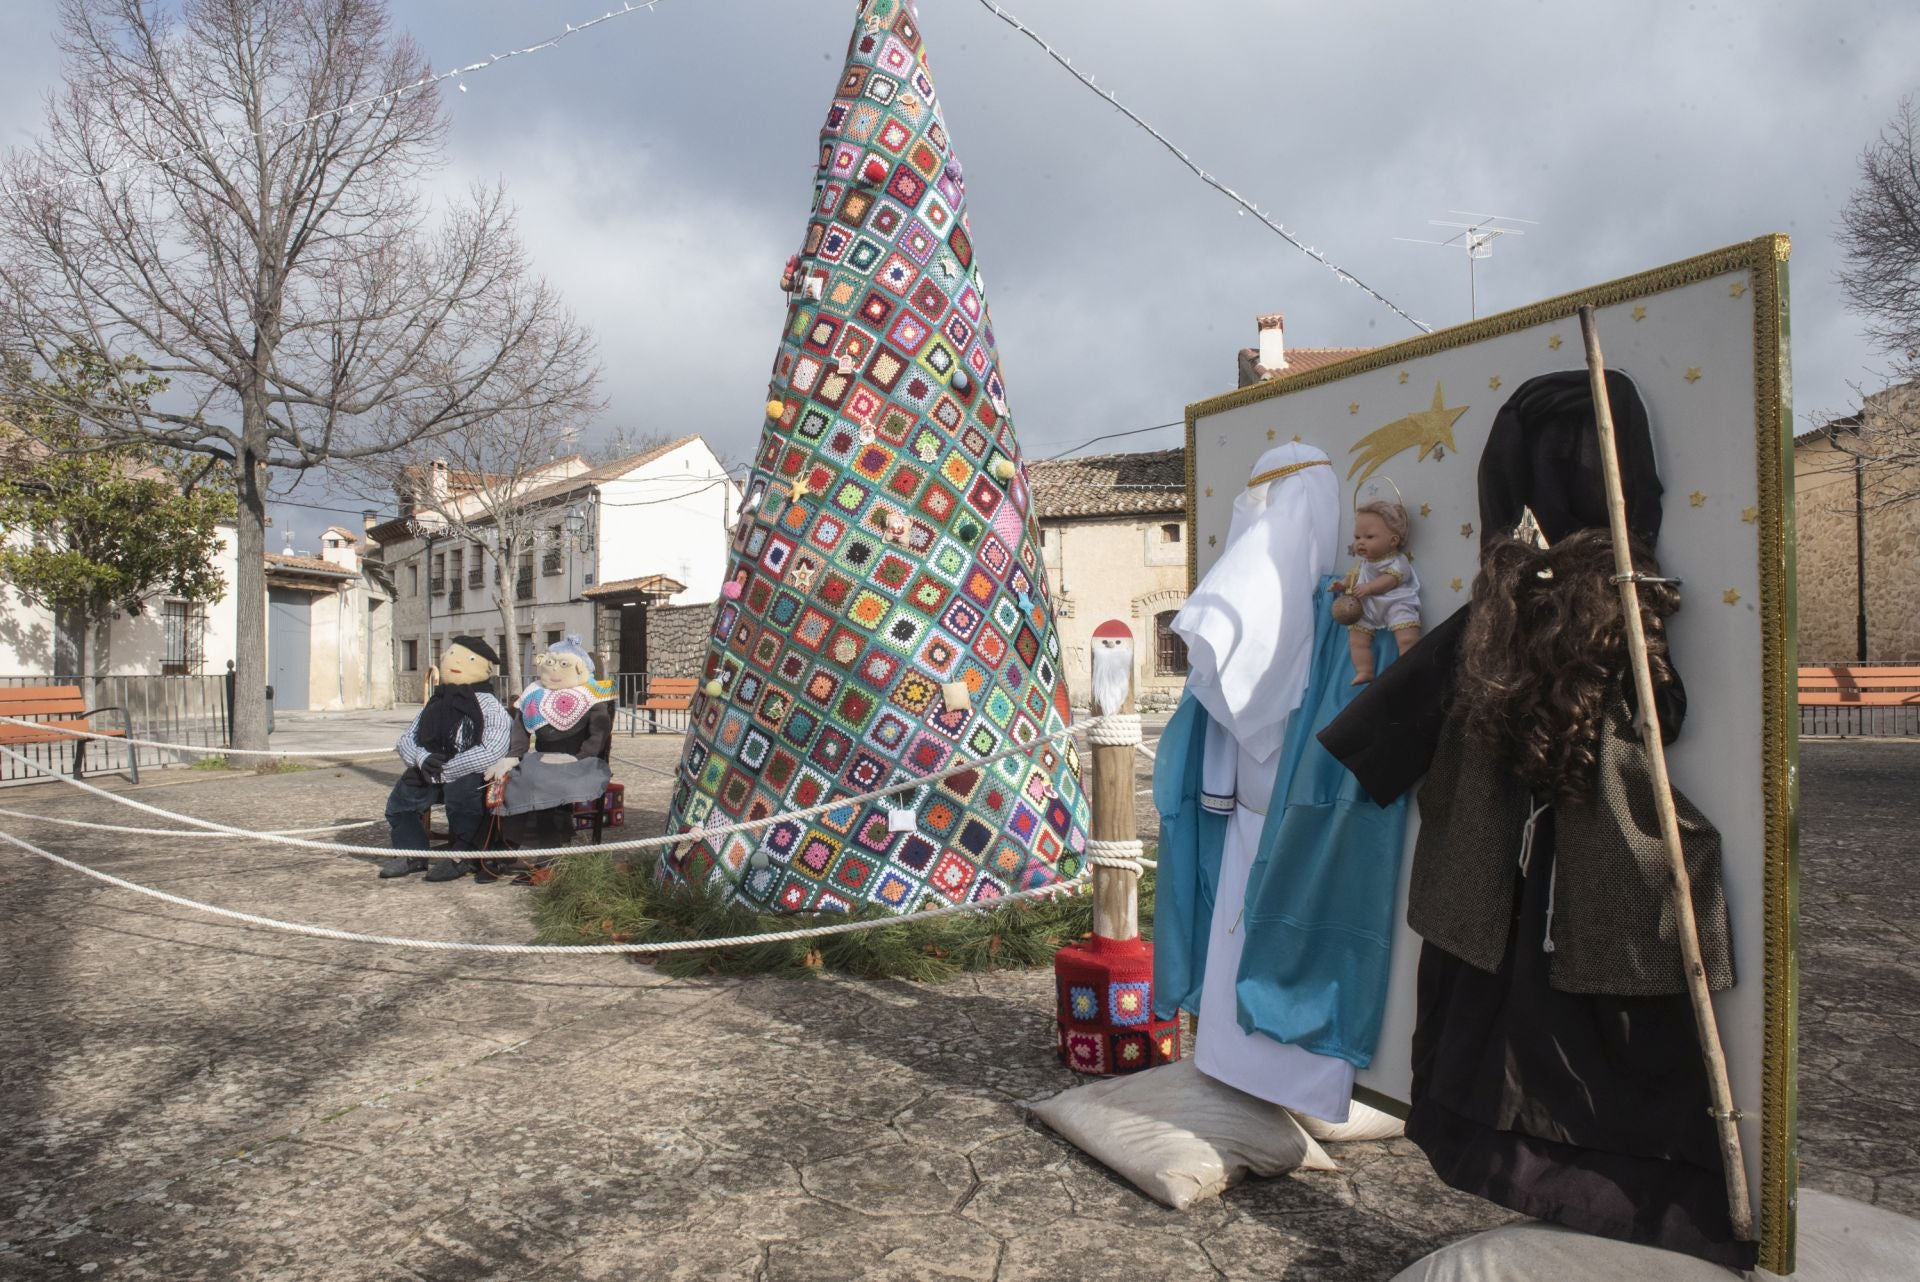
[422,858,473,883]
[378,856,429,879]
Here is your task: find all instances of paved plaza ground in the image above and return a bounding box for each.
[0,724,1915,1280]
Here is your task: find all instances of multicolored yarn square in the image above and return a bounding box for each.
[659,0,1087,914]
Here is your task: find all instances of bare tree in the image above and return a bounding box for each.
[0,0,601,747]
[1827,95,1920,503]
[360,409,592,693]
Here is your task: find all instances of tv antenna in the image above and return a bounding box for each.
[1395,211,1537,319]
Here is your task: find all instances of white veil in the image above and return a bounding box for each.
[1173,442,1338,765]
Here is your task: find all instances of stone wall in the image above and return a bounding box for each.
[1039,513,1190,711]
[645,603,713,677]
[1795,393,1920,662]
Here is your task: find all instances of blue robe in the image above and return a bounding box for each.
[1154,578,1411,1068]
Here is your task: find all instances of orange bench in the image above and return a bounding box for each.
[0,685,138,781]
[1798,665,1920,737]
[636,677,698,734]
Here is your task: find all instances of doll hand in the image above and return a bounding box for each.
[421,753,448,780]
[483,757,519,781]
[538,752,577,765]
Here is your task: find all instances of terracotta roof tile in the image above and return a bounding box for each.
[1027,448,1185,520]
[264,552,354,578]
[1236,346,1371,387]
[583,573,689,600]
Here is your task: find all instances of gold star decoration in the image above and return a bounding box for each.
[1460,522,1474,539]
[788,561,817,591]
[1292,433,1302,442]
[1723,588,1741,605]
[1397,370,1410,385]
[1204,485,1214,498]
[1419,503,1432,517]
[1488,375,1502,391]
[1685,367,1702,383]
[1742,505,1758,523]
[1450,577,1464,592]
[1208,535,1217,547]
[789,477,811,502]
[1730,280,1748,299]
[1689,490,1707,507]
[1632,305,1648,321]
[1349,402,1360,415]
[1548,334,1564,351]
[1267,428,1276,441]
[1346,381,1470,485]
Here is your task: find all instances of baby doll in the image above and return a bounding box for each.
[1329,498,1422,684]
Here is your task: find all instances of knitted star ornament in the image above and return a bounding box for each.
[660,0,1088,914]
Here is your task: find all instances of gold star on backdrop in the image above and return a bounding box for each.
[1398,370,1410,384]
[1730,280,1748,298]
[1349,402,1359,415]
[1548,334,1564,350]
[1723,588,1741,605]
[1346,381,1469,484]
[1450,577,1464,592]
[1204,485,1214,498]
[1632,305,1647,321]
[1689,490,1707,507]
[1488,375,1502,390]
[1685,367,1702,383]
[1266,428,1276,441]
[1419,503,1432,517]
[1208,535,1217,547]
[1460,523,1474,538]
[1292,433,1302,442]
[1742,506,1758,523]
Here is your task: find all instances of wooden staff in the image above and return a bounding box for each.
[1577,305,1754,1243]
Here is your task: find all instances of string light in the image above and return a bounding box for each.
[971,0,1430,335]
[2,1,669,198]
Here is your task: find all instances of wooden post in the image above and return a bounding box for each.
[1089,620,1141,941]
[1578,305,1755,1244]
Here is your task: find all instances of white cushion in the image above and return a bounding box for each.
[1031,1058,1337,1211]
[1389,1189,1920,1281]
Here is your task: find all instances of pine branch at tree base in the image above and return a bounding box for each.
[531,855,1154,981]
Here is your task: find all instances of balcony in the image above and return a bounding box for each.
[429,576,445,594]
[542,551,563,576]
[515,573,534,602]
[448,587,463,610]
[467,568,484,589]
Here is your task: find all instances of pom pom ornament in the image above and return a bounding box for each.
[703,679,724,699]
[660,0,1087,916]
[721,580,744,601]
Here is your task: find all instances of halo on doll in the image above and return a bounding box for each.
[1353,473,1411,562]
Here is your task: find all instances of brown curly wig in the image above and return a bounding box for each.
[1454,528,1681,803]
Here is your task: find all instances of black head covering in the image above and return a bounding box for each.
[450,635,501,667]
[1477,368,1661,546]
[1320,366,1667,806]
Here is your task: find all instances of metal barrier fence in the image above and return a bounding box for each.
[1799,661,1920,739]
[613,671,693,736]
[0,673,231,783]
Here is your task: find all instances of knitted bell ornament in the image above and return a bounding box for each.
[660,0,1089,914]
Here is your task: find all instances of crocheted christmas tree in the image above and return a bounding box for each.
[660,0,1088,914]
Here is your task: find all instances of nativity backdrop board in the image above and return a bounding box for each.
[1184,235,1796,1272]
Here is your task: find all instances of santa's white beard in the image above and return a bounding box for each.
[1091,642,1134,715]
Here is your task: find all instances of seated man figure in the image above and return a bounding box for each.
[379,636,511,881]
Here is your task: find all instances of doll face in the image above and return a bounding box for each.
[535,650,592,690]
[1352,510,1400,561]
[439,643,495,686]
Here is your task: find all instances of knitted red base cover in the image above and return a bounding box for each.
[1053,934,1179,1075]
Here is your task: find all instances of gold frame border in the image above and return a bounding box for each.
[1183,234,1798,1273]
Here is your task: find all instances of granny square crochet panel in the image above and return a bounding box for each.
[661,0,1089,914]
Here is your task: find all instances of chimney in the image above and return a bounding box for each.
[362,509,378,534]
[1256,313,1286,371]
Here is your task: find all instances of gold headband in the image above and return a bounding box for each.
[1246,457,1331,489]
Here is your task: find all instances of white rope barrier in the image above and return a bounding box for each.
[0,715,392,760]
[1085,837,1146,875]
[0,715,1109,860]
[0,807,380,839]
[1085,713,1143,747]
[0,825,1089,954]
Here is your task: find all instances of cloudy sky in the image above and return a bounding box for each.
[2,0,1914,543]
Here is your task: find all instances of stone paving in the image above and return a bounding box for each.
[0,731,1912,1280]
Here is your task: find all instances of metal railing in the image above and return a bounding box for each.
[448,587,463,610]
[0,673,232,784]
[614,671,693,736]
[1800,660,1920,738]
[515,573,534,601]
[429,576,446,594]
[542,551,563,576]
[467,568,484,589]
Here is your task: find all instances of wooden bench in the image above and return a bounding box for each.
[1798,664,1920,737]
[0,685,138,781]
[634,677,698,734]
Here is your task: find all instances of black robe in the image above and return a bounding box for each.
[1316,370,1757,1270]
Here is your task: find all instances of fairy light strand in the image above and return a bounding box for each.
[970,0,1430,335]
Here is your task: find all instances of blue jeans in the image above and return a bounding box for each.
[386,769,489,851]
